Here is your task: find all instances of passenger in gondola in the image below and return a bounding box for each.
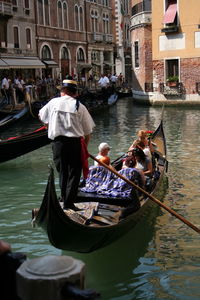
[129,129,154,155]
[132,147,153,191]
[95,142,112,167]
[122,150,145,186]
[132,147,153,177]
[38,79,95,210]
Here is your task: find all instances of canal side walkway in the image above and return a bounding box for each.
[132,90,200,106]
[133,98,200,106]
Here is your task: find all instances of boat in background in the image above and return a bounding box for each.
[0,126,50,163]
[0,104,30,130]
[32,120,167,253]
[116,87,132,98]
[31,87,118,116]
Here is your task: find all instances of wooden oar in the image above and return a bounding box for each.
[89,153,200,234]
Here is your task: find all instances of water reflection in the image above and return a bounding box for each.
[0,100,200,299]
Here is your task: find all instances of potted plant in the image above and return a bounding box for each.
[166,75,179,87]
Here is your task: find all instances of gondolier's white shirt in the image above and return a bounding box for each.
[38,95,95,140]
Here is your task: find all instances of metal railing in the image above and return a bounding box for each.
[159,82,185,95]
[0,2,13,15]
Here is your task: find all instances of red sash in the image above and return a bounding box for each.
[80,137,89,179]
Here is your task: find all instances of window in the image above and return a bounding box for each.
[75,5,79,30]
[63,2,68,28]
[74,5,84,31]
[26,28,31,48]
[91,10,98,33]
[79,7,84,31]
[24,0,29,9]
[42,45,51,59]
[77,48,85,62]
[102,0,109,6]
[14,26,19,48]
[103,13,109,34]
[61,47,69,60]
[38,0,50,26]
[166,59,179,81]
[91,50,100,62]
[44,0,50,26]
[163,0,177,25]
[0,22,7,47]
[134,41,139,68]
[38,0,44,25]
[58,1,63,28]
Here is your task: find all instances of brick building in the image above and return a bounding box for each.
[35,0,116,82]
[130,0,200,102]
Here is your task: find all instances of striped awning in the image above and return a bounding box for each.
[0,59,9,69]
[1,57,45,69]
[43,60,58,68]
[163,3,177,24]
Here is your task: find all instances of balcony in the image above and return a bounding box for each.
[0,2,13,16]
[93,33,104,43]
[130,11,151,29]
[104,34,113,43]
[159,82,185,96]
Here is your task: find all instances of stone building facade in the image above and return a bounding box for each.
[0,0,44,80]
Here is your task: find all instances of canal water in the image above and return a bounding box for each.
[0,98,200,300]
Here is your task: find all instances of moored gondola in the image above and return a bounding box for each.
[0,126,50,163]
[32,120,167,253]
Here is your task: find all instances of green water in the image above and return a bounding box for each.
[0,99,200,299]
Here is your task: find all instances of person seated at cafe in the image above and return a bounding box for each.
[95,142,112,167]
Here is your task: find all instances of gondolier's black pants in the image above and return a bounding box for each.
[52,136,82,209]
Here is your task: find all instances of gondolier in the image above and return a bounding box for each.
[38,79,95,210]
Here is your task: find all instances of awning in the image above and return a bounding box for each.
[1,57,45,69]
[77,63,92,72]
[163,3,177,24]
[43,60,58,68]
[0,59,9,69]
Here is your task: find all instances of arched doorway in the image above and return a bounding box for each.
[61,47,70,79]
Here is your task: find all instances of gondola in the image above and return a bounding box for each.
[0,126,50,163]
[31,87,118,117]
[0,104,30,130]
[32,120,167,253]
[116,87,132,98]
